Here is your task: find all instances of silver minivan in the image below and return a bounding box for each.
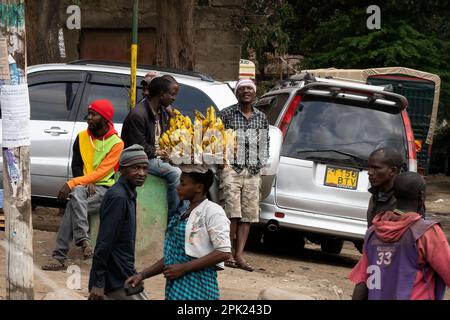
[0,61,282,206]
[255,74,417,254]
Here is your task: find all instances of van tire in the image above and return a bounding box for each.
[320,239,344,254]
[354,240,363,254]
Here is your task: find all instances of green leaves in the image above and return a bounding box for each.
[291,2,450,119]
[242,0,295,75]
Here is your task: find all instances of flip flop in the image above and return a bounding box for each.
[225,260,238,268]
[41,258,66,271]
[236,259,254,272]
[82,241,94,259]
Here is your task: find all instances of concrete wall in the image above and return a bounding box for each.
[26,0,243,81]
[61,0,159,65]
[194,0,243,80]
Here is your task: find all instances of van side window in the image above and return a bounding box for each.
[174,84,216,119]
[83,83,130,123]
[28,82,81,121]
[80,73,216,123]
[137,81,216,119]
[79,73,131,123]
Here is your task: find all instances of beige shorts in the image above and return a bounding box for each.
[220,166,261,223]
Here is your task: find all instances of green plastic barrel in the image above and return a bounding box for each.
[89,174,168,267]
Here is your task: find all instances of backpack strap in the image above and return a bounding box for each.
[409,219,439,241]
[409,218,446,300]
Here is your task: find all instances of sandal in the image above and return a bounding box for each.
[236,259,254,272]
[41,258,66,271]
[81,241,94,259]
[225,260,238,268]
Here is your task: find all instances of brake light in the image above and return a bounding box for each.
[280,95,302,138]
[275,212,285,219]
[401,110,417,172]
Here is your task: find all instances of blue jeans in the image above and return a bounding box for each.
[148,158,189,220]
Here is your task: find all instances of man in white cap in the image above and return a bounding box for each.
[88,144,149,300]
[219,78,269,272]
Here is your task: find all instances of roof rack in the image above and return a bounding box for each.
[68,60,215,82]
[268,73,318,91]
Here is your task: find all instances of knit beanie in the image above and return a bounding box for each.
[120,144,148,167]
[88,100,115,123]
[234,78,257,95]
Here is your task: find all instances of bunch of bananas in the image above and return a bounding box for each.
[159,106,236,164]
[159,108,193,149]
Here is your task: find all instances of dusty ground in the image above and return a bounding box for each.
[0,175,449,300]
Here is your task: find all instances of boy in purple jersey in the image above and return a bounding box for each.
[350,172,450,300]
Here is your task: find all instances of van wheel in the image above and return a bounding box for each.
[354,240,363,254]
[320,239,344,255]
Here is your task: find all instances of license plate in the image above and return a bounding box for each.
[324,166,359,190]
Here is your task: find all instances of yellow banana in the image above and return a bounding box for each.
[216,118,224,131]
[194,110,205,121]
[209,107,216,124]
[159,107,237,164]
[162,133,170,146]
[184,116,192,128]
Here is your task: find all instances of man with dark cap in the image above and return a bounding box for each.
[350,172,450,300]
[42,100,124,271]
[88,144,149,300]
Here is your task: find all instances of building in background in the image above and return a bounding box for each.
[25,0,244,81]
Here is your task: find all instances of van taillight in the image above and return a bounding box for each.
[280,95,302,138]
[401,110,418,172]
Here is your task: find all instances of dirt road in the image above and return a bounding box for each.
[0,175,449,300]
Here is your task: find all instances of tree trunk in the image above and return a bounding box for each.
[0,0,34,300]
[25,0,62,65]
[156,0,195,70]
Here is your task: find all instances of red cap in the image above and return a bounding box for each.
[88,100,114,123]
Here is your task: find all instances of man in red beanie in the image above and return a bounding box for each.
[42,99,124,271]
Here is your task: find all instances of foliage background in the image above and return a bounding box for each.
[242,0,450,174]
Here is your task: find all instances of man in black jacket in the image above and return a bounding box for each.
[366,147,404,226]
[121,77,187,220]
[88,144,149,300]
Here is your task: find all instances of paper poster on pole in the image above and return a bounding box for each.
[0,38,10,80]
[0,84,31,148]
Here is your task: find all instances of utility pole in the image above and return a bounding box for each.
[0,0,34,300]
[128,0,138,109]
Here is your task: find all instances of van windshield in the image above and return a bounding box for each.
[282,96,408,168]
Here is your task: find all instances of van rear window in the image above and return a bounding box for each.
[282,96,407,167]
[255,93,289,125]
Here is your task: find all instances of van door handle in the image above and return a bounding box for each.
[44,127,69,136]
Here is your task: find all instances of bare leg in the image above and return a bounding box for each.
[229,218,239,262]
[235,222,253,271]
